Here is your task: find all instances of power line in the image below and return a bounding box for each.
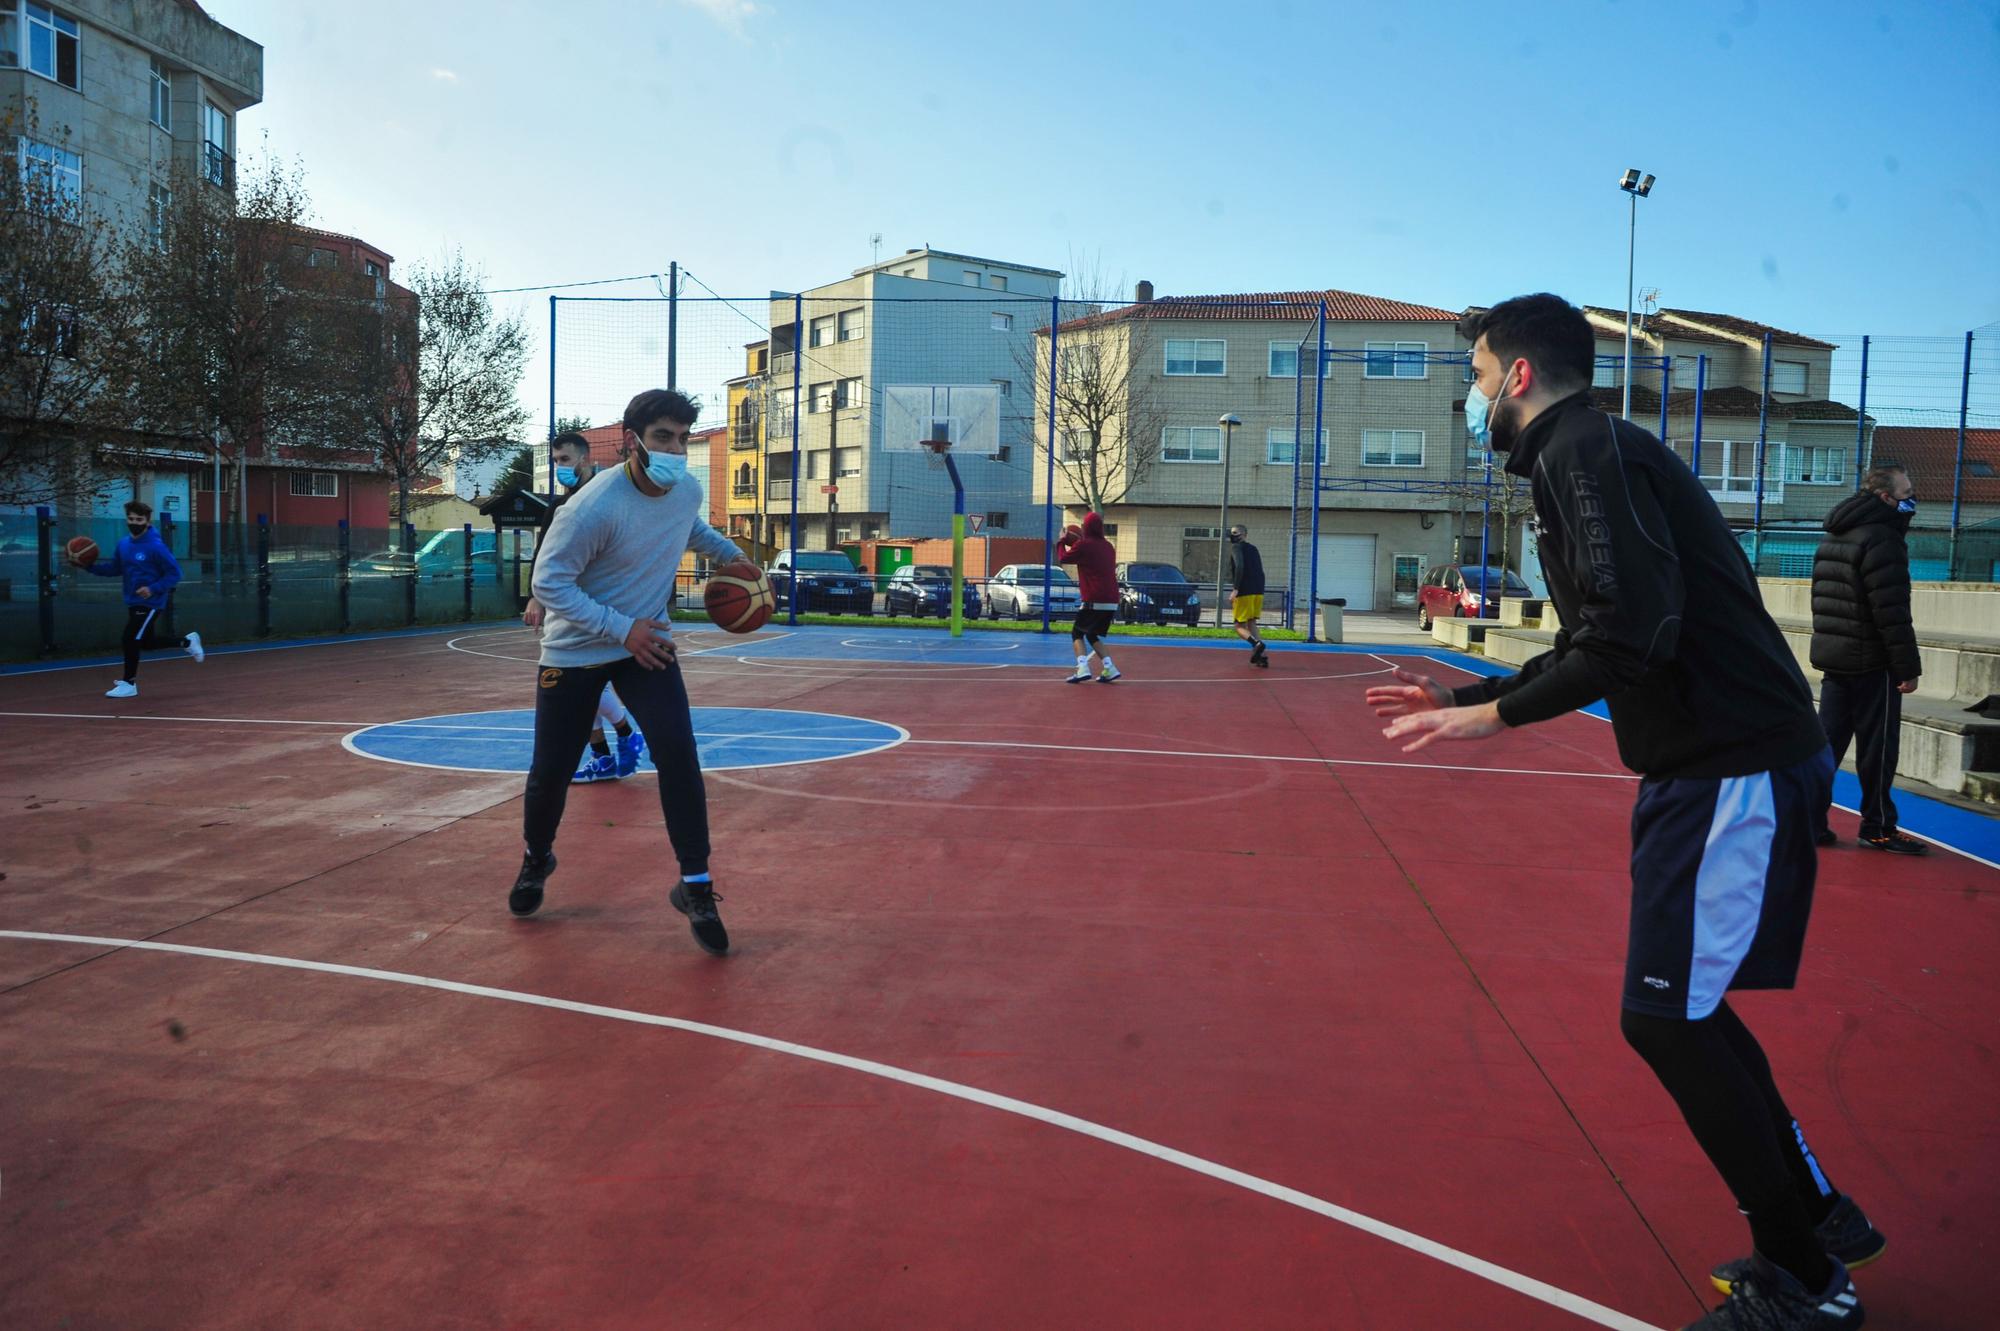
[482,272,665,295]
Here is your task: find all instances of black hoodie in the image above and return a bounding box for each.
[1451,392,1825,780]
[1809,491,1920,681]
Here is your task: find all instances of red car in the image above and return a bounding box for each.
[1417,564,1533,629]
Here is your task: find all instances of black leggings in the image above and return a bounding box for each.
[1622,1002,1837,1279]
[522,658,709,876]
[121,604,183,682]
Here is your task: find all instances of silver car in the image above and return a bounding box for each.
[984,564,1082,620]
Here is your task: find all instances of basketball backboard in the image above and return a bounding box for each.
[881,385,1002,458]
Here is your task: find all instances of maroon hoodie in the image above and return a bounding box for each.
[1055,512,1118,607]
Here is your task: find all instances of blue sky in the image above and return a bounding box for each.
[204,0,1999,428]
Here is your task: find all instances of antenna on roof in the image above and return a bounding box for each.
[869,232,882,267]
[1640,287,1661,317]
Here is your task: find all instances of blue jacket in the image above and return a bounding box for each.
[91,528,183,607]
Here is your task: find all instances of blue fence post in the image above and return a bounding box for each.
[255,514,272,637]
[786,292,802,626]
[403,521,418,626]
[158,512,177,642]
[1951,328,1974,578]
[1286,335,1304,632]
[1042,293,1060,635]
[1753,333,1772,569]
[1692,355,1707,483]
[337,518,352,633]
[36,505,56,655]
[1854,335,1870,490]
[666,260,679,390]
[547,296,559,493]
[462,521,474,620]
[1657,354,1671,443]
[1306,302,1327,641]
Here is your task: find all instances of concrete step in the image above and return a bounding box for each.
[1963,771,2000,808]
[1430,618,1489,650]
[1771,620,2000,704]
[1498,597,1545,628]
[1476,629,2000,800]
[1759,577,2000,639]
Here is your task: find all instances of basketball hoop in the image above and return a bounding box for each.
[920,434,953,469]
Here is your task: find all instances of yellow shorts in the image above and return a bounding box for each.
[1232,594,1264,625]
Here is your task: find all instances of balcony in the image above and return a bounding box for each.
[202,143,234,189]
[771,352,795,378]
[730,422,759,450]
[731,482,756,498]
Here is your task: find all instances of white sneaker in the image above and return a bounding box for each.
[105,680,138,698]
[1064,670,1092,684]
[184,631,205,663]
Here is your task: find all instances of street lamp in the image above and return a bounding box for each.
[1215,413,1241,627]
[1619,168,1656,421]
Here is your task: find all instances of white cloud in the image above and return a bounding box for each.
[679,0,759,35]
[430,68,460,84]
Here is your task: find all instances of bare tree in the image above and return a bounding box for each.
[122,151,363,534]
[338,249,531,534]
[1018,265,1167,514]
[1442,466,1536,573]
[0,109,145,508]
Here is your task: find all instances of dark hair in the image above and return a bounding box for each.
[1457,294,1594,394]
[550,432,591,460]
[623,389,701,437]
[1863,465,1908,496]
[124,499,152,518]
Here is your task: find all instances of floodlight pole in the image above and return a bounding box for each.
[1215,414,1240,627]
[1623,188,1637,421]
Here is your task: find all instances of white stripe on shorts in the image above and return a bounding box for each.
[1688,772,1777,1019]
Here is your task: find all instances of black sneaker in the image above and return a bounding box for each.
[509,851,556,917]
[1815,829,1838,848]
[1249,641,1267,667]
[670,880,729,955]
[1686,1255,1862,1329]
[1860,830,1927,856]
[1712,1196,1885,1295]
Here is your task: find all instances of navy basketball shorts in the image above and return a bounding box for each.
[1623,748,1835,1020]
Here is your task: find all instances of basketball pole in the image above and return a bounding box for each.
[932,432,966,638]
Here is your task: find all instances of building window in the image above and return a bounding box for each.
[1164,339,1226,376]
[988,274,1007,291]
[991,378,1011,397]
[1361,428,1425,467]
[1771,360,1809,395]
[289,471,339,498]
[1162,425,1222,463]
[963,270,980,286]
[991,312,1013,332]
[18,137,82,214]
[1268,342,1334,378]
[807,382,832,413]
[987,511,1008,528]
[1782,445,1845,484]
[22,4,79,89]
[147,182,170,248]
[809,315,834,348]
[26,304,79,358]
[838,307,863,341]
[1363,341,1428,378]
[202,101,232,188]
[806,451,822,480]
[365,260,382,278]
[150,59,173,130]
[834,377,860,408]
[995,444,1010,462]
[1265,428,1327,466]
[308,247,338,268]
[835,447,860,477]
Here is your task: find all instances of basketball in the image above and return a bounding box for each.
[704,560,775,634]
[66,536,98,567]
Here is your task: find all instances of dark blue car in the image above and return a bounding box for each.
[883,563,981,618]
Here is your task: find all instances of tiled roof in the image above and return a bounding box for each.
[1050,289,1461,334]
[1583,306,1834,351]
[1869,428,2000,504]
[1584,387,1862,421]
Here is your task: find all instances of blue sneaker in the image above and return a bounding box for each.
[615,731,645,777]
[572,752,617,783]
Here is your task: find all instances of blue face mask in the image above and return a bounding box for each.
[1896,496,1916,514]
[555,466,579,489]
[642,448,688,489]
[1464,366,1517,449]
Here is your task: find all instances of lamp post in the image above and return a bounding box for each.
[1215,413,1241,627]
[1618,168,1655,421]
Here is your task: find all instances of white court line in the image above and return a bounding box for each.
[0,928,1665,1331]
[908,737,1639,781]
[442,629,792,667]
[0,624,503,676]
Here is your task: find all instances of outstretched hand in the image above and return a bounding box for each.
[1381,700,1505,753]
[1364,667,1452,717]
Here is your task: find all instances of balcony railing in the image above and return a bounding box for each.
[771,352,795,378]
[202,143,234,189]
[731,483,756,498]
[730,423,759,450]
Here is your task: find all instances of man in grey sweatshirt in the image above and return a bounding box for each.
[510,389,745,955]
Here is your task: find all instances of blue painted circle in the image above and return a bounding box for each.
[343,706,904,775]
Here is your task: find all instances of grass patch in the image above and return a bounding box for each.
[668,608,1305,641]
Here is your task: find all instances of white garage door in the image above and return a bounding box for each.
[1312,534,1377,612]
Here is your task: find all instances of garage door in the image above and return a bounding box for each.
[1312,534,1377,612]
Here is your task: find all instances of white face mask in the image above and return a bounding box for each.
[641,447,688,489]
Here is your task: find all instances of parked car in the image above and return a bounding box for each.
[1417,564,1534,628]
[883,563,981,618]
[767,548,875,615]
[355,530,501,581]
[984,564,1082,620]
[1116,561,1201,625]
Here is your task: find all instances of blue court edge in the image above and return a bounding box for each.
[0,619,522,675]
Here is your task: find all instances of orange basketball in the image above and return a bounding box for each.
[704,560,775,634]
[66,536,98,567]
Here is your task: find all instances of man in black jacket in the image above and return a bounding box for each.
[1810,469,1926,854]
[1369,295,1880,1330]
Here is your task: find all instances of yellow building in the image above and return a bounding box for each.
[724,339,773,559]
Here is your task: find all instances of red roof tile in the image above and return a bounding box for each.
[1584,306,1834,351]
[1869,428,2000,505]
[1049,289,1461,334]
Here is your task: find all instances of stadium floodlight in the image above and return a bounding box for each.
[1215,414,1243,626]
[1618,167,1657,420]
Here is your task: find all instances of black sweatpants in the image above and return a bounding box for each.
[1817,669,1902,838]
[121,604,186,682]
[521,657,709,876]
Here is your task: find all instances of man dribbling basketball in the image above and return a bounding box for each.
[510,389,746,956]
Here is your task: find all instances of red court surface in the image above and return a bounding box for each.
[2,625,1995,1331]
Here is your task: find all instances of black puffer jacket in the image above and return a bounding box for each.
[1809,492,1920,681]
